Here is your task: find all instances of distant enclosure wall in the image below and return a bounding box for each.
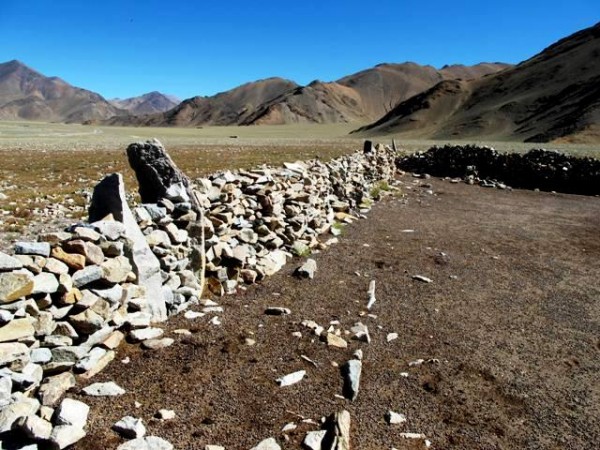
[397,145,600,196]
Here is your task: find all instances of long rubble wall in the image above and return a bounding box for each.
[397,145,600,195]
[0,139,397,448]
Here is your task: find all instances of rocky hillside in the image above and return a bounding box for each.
[109,92,180,115]
[0,60,123,122]
[355,22,600,142]
[112,63,508,127]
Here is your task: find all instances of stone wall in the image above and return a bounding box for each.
[397,145,600,195]
[0,140,397,448]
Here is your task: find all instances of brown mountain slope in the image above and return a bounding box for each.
[356,22,600,142]
[0,60,123,122]
[110,91,180,115]
[241,62,509,125]
[109,78,299,126]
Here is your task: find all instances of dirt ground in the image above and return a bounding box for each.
[73,175,600,450]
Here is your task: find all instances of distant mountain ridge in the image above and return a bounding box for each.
[109,91,180,115]
[109,62,509,127]
[0,60,123,122]
[355,22,600,143]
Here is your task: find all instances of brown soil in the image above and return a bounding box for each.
[74,176,600,450]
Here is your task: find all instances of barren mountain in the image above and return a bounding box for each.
[110,91,180,115]
[0,60,123,122]
[356,22,600,142]
[110,63,508,127]
[109,78,299,126]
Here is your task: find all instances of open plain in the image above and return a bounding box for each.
[0,121,599,449]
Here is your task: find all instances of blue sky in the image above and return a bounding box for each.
[0,1,597,100]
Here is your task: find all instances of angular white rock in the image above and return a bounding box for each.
[276,370,306,387]
[117,436,174,450]
[113,415,146,439]
[82,381,126,396]
[55,398,89,429]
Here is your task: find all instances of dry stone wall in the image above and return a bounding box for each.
[0,139,397,448]
[397,145,600,195]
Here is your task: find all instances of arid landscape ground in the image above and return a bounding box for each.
[0,120,599,449]
[69,171,600,450]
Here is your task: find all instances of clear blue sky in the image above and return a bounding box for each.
[0,0,597,100]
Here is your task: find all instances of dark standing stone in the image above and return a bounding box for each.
[126,139,191,204]
[363,140,373,154]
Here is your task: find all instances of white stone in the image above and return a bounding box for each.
[386,410,407,424]
[302,430,327,450]
[113,415,146,439]
[82,381,126,396]
[50,425,87,449]
[16,414,53,440]
[156,409,175,420]
[250,438,281,450]
[276,370,306,387]
[55,397,89,428]
[117,435,174,450]
[129,327,164,342]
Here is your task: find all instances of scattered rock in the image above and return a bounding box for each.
[50,424,87,449]
[324,333,347,348]
[265,307,291,316]
[82,381,126,396]
[295,258,317,279]
[386,410,407,424]
[113,415,146,439]
[412,275,432,283]
[54,397,89,428]
[276,370,306,387]
[156,409,175,420]
[116,435,174,450]
[250,437,281,450]
[15,242,51,257]
[303,430,327,450]
[142,338,174,350]
[341,360,362,401]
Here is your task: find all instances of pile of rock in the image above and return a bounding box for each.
[0,139,398,448]
[397,145,600,195]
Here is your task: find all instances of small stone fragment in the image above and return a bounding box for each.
[276,370,306,387]
[412,275,432,283]
[341,360,362,401]
[55,398,89,428]
[324,333,347,348]
[303,430,327,450]
[38,372,76,406]
[15,414,53,440]
[156,409,175,420]
[250,438,281,450]
[386,410,407,424]
[50,425,87,449]
[82,381,126,396]
[15,242,51,257]
[113,415,146,439]
[265,307,291,316]
[0,318,35,342]
[117,436,174,450]
[129,327,164,342]
[141,338,174,350]
[295,258,317,279]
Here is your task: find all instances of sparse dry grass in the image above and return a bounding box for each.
[0,120,598,237]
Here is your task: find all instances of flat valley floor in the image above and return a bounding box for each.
[71,175,600,450]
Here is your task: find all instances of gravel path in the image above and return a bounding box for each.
[74,175,600,450]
